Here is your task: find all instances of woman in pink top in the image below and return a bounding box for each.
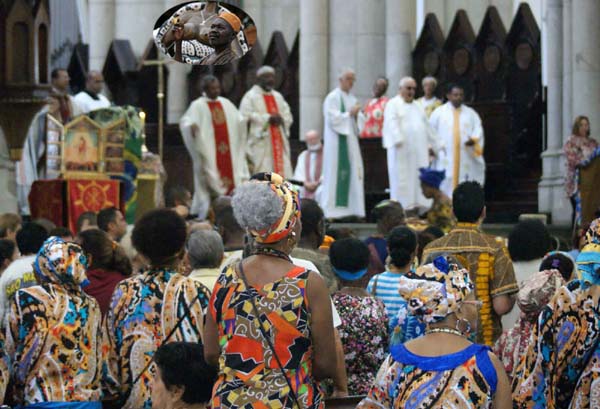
[563,115,599,224]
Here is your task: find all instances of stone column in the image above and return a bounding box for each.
[166,62,191,123]
[115,0,164,58]
[538,0,570,225]
[562,0,573,137]
[0,129,18,214]
[571,0,600,142]
[386,0,415,95]
[329,0,386,102]
[299,0,329,140]
[88,0,115,70]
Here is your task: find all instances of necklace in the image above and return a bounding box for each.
[251,246,291,262]
[426,327,466,338]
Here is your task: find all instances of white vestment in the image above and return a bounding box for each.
[73,91,111,113]
[429,102,485,197]
[0,128,18,214]
[319,87,365,219]
[239,85,293,177]
[382,96,440,209]
[180,96,249,218]
[416,96,442,118]
[16,109,48,215]
[292,146,323,200]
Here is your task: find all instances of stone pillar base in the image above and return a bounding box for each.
[539,149,570,226]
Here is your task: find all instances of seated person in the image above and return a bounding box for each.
[152,342,217,409]
[418,168,454,233]
[330,238,388,395]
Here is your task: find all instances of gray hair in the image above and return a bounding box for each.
[338,67,356,80]
[231,182,283,232]
[422,76,437,87]
[256,65,275,77]
[399,76,416,88]
[187,229,224,269]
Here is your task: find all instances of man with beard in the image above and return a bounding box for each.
[173,10,242,65]
[240,66,293,177]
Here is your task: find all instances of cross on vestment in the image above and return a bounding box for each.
[141,57,173,160]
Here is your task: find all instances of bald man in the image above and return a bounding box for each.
[73,71,111,113]
[293,130,323,200]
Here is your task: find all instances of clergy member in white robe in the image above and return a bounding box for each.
[383,77,440,210]
[293,129,323,200]
[416,76,443,118]
[429,84,485,197]
[73,70,111,113]
[180,75,249,218]
[320,68,365,219]
[239,66,293,177]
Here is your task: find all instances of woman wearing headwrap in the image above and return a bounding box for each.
[4,237,103,407]
[204,173,337,408]
[513,218,600,408]
[359,257,511,409]
[419,167,455,233]
[493,269,565,382]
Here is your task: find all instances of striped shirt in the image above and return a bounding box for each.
[367,271,407,319]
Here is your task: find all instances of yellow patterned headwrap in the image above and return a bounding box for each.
[250,173,301,244]
[398,257,473,323]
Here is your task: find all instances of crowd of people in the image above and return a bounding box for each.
[0,170,598,407]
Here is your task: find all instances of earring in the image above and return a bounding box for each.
[455,318,472,334]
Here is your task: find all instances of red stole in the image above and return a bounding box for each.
[207,100,235,194]
[58,95,72,123]
[262,94,285,176]
[303,148,323,199]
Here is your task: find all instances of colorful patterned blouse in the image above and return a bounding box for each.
[364,343,497,408]
[5,238,103,404]
[332,291,389,395]
[425,195,455,233]
[512,279,600,408]
[563,135,598,197]
[493,317,533,383]
[360,97,388,138]
[0,330,7,403]
[102,268,210,409]
[210,264,324,409]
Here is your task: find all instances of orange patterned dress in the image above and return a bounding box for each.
[210,264,324,408]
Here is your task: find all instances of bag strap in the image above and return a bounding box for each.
[237,261,303,409]
[129,291,202,390]
[371,274,380,297]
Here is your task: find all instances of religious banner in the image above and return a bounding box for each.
[67,179,121,233]
[45,115,63,179]
[61,116,104,178]
[28,180,64,228]
[88,106,143,223]
[262,94,285,176]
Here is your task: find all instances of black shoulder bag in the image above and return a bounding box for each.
[237,261,303,409]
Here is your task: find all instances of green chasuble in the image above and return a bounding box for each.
[335,96,351,207]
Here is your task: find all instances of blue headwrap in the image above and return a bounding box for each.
[332,267,368,281]
[419,167,446,189]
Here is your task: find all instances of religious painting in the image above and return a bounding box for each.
[46,115,64,178]
[153,1,256,65]
[107,131,124,144]
[103,119,126,176]
[61,116,103,177]
[105,160,125,174]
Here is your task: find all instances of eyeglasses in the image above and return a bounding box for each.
[462,300,483,309]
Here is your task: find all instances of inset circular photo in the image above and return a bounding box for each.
[153,1,256,65]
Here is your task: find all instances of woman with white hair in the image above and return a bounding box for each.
[204,172,337,408]
[416,76,442,117]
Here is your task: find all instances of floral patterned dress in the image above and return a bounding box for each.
[210,265,324,409]
[332,291,389,395]
[493,317,533,383]
[563,134,598,197]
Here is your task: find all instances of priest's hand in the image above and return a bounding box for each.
[269,114,283,126]
[465,138,476,147]
[428,148,436,158]
[349,105,361,117]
